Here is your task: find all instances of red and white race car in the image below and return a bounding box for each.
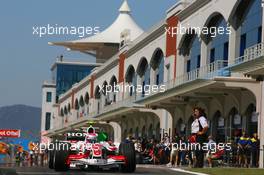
[48,126,136,173]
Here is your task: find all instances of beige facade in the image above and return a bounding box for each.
[41,0,264,167]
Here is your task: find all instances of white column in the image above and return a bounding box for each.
[164,55,174,82]
[228,26,240,65]
[89,98,96,115]
[201,40,208,67]
[150,69,155,86]
[262,5,264,43]
[155,109,173,139]
[257,81,264,168]
[257,10,264,168]
[109,122,122,144]
[176,53,185,77]
[123,82,128,100]
[136,76,143,99]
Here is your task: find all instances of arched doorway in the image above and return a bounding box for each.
[176,118,186,136]
[79,96,85,117]
[125,65,136,97]
[201,12,229,66]
[212,111,225,143]
[150,48,164,85]
[178,30,201,80]
[135,127,139,139]
[109,76,118,103]
[156,123,160,141]
[141,125,146,138]
[229,0,262,56]
[245,104,257,136]
[227,107,242,139]
[136,57,150,98]
[84,92,89,114]
[148,124,153,139]
[129,128,133,137]
[186,116,193,135]
[94,86,101,114]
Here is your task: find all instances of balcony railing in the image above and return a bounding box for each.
[235,42,264,64]
[176,60,228,86]
[135,60,228,101]
[94,96,135,116]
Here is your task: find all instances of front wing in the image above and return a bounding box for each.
[68,155,126,167]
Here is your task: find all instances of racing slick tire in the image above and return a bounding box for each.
[53,142,70,171]
[119,142,136,173]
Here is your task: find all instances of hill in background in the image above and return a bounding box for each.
[0,104,41,140]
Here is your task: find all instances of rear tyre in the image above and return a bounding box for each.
[53,142,70,172]
[119,142,136,173]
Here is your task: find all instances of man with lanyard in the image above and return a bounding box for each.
[191,107,209,168]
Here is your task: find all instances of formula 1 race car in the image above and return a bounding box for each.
[48,125,136,173]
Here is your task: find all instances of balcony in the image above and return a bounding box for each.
[92,96,135,117]
[89,59,229,113]
[231,42,264,76]
[54,43,264,129]
[174,60,229,86]
[135,59,229,101]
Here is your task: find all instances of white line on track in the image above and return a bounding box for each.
[171,168,209,175]
[17,172,59,175]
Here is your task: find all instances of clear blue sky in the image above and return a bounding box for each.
[0,0,177,108]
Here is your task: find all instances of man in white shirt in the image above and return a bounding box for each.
[191,107,209,168]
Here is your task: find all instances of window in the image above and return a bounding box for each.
[258,26,262,44]
[45,112,51,130]
[187,60,191,73]
[210,48,215,63]
[240,34,247,56]
[224,42,229,61]
[46,92,52,102]
[197,55,201,68]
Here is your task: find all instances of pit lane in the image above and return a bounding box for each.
[1,165,196,175]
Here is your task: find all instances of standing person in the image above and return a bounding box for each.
[191,107,209,168]
[249,133,260,167]
[237,131,250,167]
[163,133,171,163]
[167,135,180,167]
[206,136,216,168]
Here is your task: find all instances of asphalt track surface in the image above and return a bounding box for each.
[0,165,197,175]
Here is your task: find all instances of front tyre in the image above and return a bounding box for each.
[119,142,136,173]
[53,142,70,171]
